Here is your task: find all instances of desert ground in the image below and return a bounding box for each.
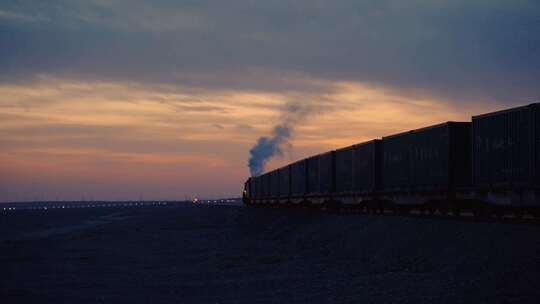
[1,202,539,303]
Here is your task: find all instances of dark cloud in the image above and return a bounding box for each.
[1,0,539,102]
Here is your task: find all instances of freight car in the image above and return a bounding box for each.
[243,103,540,218]
[380,122,471,213]
[471,103,540,215]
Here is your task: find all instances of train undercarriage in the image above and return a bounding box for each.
[244,188,540,219]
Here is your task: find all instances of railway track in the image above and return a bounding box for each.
[246,202,540,224]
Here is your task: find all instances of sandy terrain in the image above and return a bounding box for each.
[1,203,539,303]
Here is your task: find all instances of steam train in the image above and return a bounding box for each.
[242,102,540,218]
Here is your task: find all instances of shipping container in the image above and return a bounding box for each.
[266,172,272,198]
[319,151,335,194]
[269,169,280,198]
[381,122,471,192]
[248,178,255,199]
[307,155,320,195]
[279,165,291,198]
[259,173,267,198]
[265,172,273,198]
[473,103,540,188]
[253,176,260,199]
[255,175,262,199]
[381,130,412,191]
[353,140,381,193]
[335,146,354,193]
[291,159,307,196]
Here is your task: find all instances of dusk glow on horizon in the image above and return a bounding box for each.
[1,1,539,202]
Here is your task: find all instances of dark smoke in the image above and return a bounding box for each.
[248,125,291,176]
[248,102,310,176]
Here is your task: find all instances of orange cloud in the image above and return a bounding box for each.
[0,75,498,201]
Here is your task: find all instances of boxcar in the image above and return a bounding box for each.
[307,154,320,196]
[265,172,272,199]
[279,165,291,200]
[319,151,335,195]
[381,122,471,195]
[254,176,261,199]
[269,169,280,199]
[353,140,382,194]
[259,173,268,199]
[335,146,354,194]
[291,159,307,198]
[249,177,256,200]
[381,130,413,191]
[472,102,540,206]
[473,103,539,188]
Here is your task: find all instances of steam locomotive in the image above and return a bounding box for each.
[243,102,540,218]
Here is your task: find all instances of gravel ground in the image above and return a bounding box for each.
[1,203,539,303]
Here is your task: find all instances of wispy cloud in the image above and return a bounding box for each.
[0,75,499,201]
[1,1,539,101]
[0,9,48,23]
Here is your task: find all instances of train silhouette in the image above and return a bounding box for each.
[243,102,540,218]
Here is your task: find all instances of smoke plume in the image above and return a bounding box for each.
[248,102,310,176]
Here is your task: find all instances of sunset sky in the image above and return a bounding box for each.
[1,1,539,201]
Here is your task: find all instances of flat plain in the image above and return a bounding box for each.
[1,203,539,303]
